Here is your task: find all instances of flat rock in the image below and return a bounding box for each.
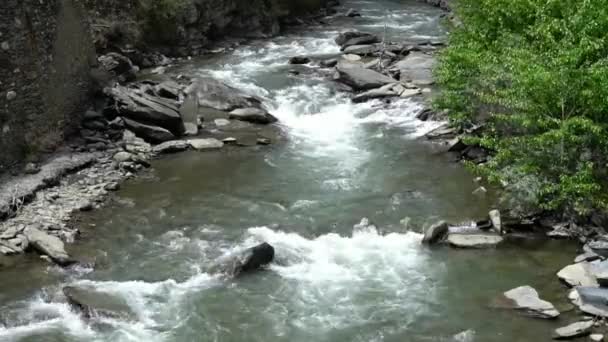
[63,286,136,320]
[392,52,435,86]
[352,86,398,103]
[152,140,190,154]
[447,234,503,248]
[575,252,601,263]
[570,287,608,317]
[123,118,176,143]
[498,285,560,319]
[23,227,75,266]
[189,77,262,112]
[229,108,278,124]
[553,321,593,340]
[335,31,376,46]
[557,263,598,287]
[188,138,224,150]
[422,221,449,244]
[335,65,397,91]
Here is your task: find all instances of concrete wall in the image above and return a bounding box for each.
[0,0,95,173]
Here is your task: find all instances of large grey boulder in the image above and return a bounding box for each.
[229,108,278,124]
[557,263,598,287]
[214,242,275,277]
[422,221,449,244]
[23,227,75,266]
[570,287,608,317]
[392,52,435,86]
[496,285,560,319]
[552,321,593,340]
[335,65,397,91]
[447,233,503,248]
[63,286,135,320]
[123,118,176,143]
[340,35,381,50]
[189,77,263,112]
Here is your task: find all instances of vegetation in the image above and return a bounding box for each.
[435,0,608,217]
[137,0,188,44]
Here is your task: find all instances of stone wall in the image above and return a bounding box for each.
[0,0,95,173]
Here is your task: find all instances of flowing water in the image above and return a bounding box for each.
[0,1,577,341]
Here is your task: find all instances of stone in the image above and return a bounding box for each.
[6,91,16,101]
[590,334,604,341]
[422,221,449,244]
[289,56,311,64]
[188,138,224,150]
[215,118,231,127]
[257,138,271,145]
[571,287,608,317]
[447,138,467,153]
[558,263,598,287]
[320,59,338,68]
[553,321,593,340]
[447,234,503,248]
[104,182,120,191]
[472,187,487,196]
[24,163,40,175]
[343,44,379,55]
[229,108,278,124]
[335,31,374,47]
[498,285,560,319]
[152,140,190,154]
[63,286,136,320]
[23,227,75,266]
[343,54,362,62]
[335,65,397,91]
[189,77,262,112]
[346,8,361,17]
[452,329,475,342]
[123,118,175,143]
[588,239,608,257]
[180,93,199,136]
[575,252,601,263]
[400,88,422,98]
[392,52,435,86]
[1,41,9,50]
[113,151,133,163]
[489,209,502,234]
[352,86,398,103]
[547,225,572,239]
[341,35,381,50]
[222,242,275,277]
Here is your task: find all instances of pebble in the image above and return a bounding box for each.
[6,90,16,101]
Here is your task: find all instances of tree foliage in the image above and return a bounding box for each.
[435,0,608,216]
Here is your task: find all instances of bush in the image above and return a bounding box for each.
[137,0,188,44]
[435,0,608,217]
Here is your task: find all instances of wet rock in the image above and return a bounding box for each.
[335,65,397,91]
[342,54,362,62]
[105,85,184,134]
[422,221,449,244]
[98,52,136,82]
[23,227,75,266]
[24,163,40,175]
[447,233,503,248]
[289,56,311,64]
[489,209,502,234]
[123,118,176,143]
[588,239,608,258]
[570,287,608,317]
[104,182,120,191]
[232,242,275,276]
[188,138,224,150]
[152,140,190,154]
[335,31,374,47]
[343,44,379,55]
[155,80,181,100]
[113,151,133,163]
[189,77,262,112]
[590,334,604,341]
[6,90,16,101]
[341,34,381,50]
[452,329,475,342]
[552,321,593,340]
[346,8,361,17]
[352,83,399,103]
[180,93,199,136]
[425,125,457,140]
[320,58,338,68]
[557,263,598,287]
[496,285,560,319]
[447,138,467,153]
[63,286,135,320]
[229,108,278,124]
[391,51,435,86]
[547,224,573,239]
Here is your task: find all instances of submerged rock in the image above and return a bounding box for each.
[422,221,449,244]
[229,108,278,124]
[23,227,75,266]
[552,321,593,340]
[214,242,275,277]
[495,285,560,319]
[63,286,135,320]
[447,234,503,249]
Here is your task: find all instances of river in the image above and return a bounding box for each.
[0,0,577,341]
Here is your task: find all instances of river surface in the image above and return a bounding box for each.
[0,1,577,341]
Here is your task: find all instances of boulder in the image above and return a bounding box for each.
[570,287,608,317]
[320,58,338,68]
[229,108,278,124]
[557,263,598,287]
[422,221,449,244]
[152,140,190,154]
[335,31,373,46]
[352,84,399,103]
[188,138,224,150]
[447,234,503,248]
[232,242,275,276]
[489,209,502,234]
[552,321,593,340]
[590,334,604,341]
[588,239,608,257]
[98,52,136,82]
[391,52,435,86]
[113,151,133,162]
[341,35,381,50]
[496,285,560,319]
[289,56,311,64]
[123,118,175,143]
[343,44,379,55]
[189,77,262,112]
[23,227,75,266]
[63,286,135,320]
[335,65,397,91]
